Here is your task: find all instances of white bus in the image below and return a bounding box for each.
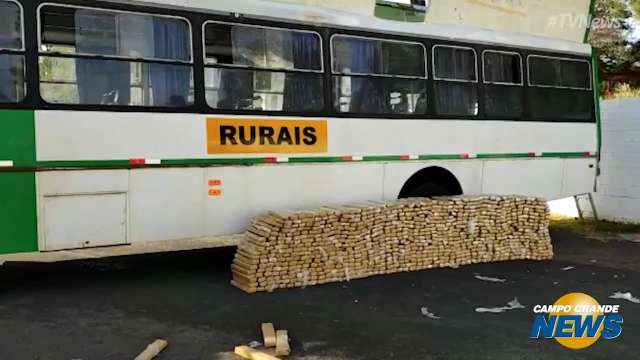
[0,0,598,258]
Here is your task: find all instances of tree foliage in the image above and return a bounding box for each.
[589,0,640,75]
[633,0,640,18]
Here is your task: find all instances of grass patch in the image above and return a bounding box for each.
[550,215,640,240]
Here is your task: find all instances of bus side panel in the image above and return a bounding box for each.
[35,163,386,249]
[35,111,598,162]
[481,158,597,199]
[202,163,385,237]
[0,110,38,255]
[36,170,129,251]
[482,159,565,198]
[129,168,206,243]
[129,163,383,243]
[562,158,597,197]
[0,172,38,254]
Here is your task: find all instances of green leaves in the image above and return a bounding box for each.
[589,0,640,75]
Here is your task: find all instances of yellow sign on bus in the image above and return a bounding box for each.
[207,118,328,154]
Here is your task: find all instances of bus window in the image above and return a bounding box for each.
[529,56,590,89]
[203,22,324,112]
[482,50,523,118]
[331,35,427,115]
[38,5,194,107]
[432,45,478,116]
[0,0,26,104]
[528,55,593,121]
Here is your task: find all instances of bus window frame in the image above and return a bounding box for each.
[431,44,478,83]
[330,33,428,80]
[328,32,429,116]
[37,2,194,64]
[526,54,592,91]
[202,20,324,74]
[0,0,25,52]
[481,49,523,87]
[35,2,196,108]
[201,19,326,113]
[0,0,27,105]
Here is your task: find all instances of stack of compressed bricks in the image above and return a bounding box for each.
[231,195,553,293]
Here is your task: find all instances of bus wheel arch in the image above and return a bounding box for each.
[398,166,464,199]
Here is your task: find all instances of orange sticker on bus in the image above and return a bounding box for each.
[206,118,328,154]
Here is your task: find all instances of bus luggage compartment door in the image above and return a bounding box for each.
[41,193,128,251]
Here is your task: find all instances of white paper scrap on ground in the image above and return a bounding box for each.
[474,274,507,283]
[420,307,441,319]
[561,266,575,271]
[610,292,640,304]
[475,298,525,313]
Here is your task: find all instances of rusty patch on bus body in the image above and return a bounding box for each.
[206,118,328,154]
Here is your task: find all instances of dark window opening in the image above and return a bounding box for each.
[433,45,478,116]
[332,35,427,115]
[483,51,523,118]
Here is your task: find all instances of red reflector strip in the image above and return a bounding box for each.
[264,157,288,163]
[460,153,470,159]
[585,151,597,157]
[129,158,145,166]
[400,155,418,160]
[341,156,353,161]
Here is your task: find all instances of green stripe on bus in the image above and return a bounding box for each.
[0,110,38,254]
[162,158,266,165]
[0,172,38,254]
[289,157,345,163]
[541,152,589,158]
[36,160,133,168]
[0,110,36,167]
[477,153,531,159]
[592,49,603,158]
[22,152,597,170]
[363,155,404,162]
[419,154,463,160]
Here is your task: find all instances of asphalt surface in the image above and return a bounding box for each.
[0,229,638,360]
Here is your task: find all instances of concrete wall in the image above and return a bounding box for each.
[595,98,640,223]
[425,0,590,43]
[269,0,590,43]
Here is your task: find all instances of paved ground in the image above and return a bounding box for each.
[0,229,638,360]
